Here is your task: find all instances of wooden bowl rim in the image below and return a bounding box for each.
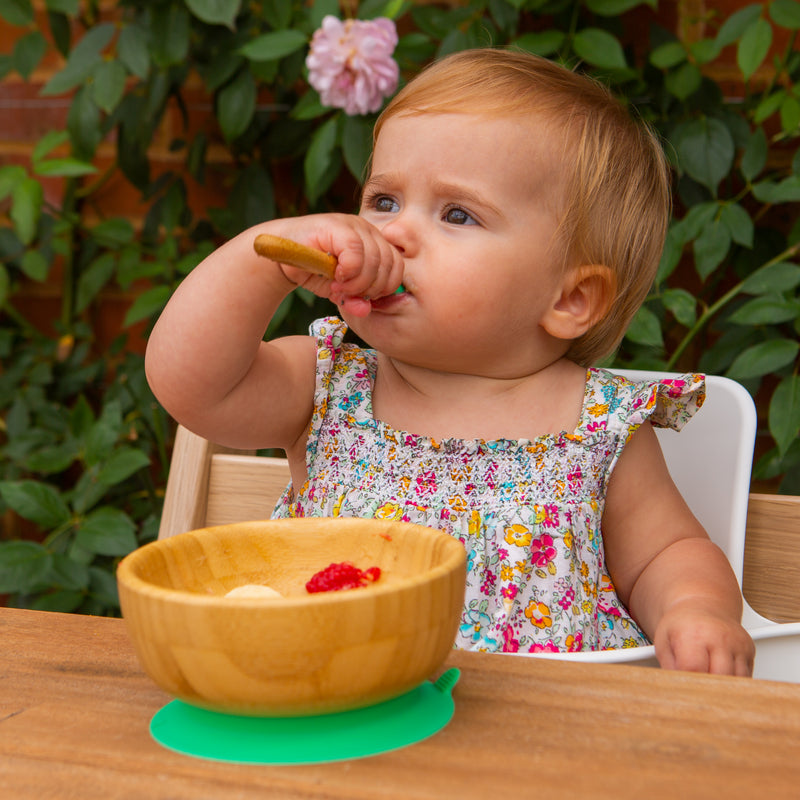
[117,517,467,609]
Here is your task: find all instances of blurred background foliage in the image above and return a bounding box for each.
[0,0,798,614]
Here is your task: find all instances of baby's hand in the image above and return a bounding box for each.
[272,214,404,317]
[653,604,754,676]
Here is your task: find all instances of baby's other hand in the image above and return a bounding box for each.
[275,214,404,316]
[653,604,755,677]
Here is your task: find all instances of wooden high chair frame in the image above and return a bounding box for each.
[159,423,800,624]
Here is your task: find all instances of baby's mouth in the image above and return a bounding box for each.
[370,286,409,311]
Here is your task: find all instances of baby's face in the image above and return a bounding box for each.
[351,112,571,379]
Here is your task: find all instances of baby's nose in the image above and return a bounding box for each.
[380,216,417,256]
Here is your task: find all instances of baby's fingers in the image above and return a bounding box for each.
[334,233,402,299]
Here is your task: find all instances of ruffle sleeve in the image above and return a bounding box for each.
[626,372,706,432]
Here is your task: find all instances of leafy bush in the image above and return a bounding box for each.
[0,0,798,614]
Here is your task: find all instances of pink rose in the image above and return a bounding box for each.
[306,16,399,115]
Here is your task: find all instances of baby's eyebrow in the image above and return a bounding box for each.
[428,179,503,218]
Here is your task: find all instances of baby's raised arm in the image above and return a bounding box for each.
[602,423,755,676]
[145,214,403,453]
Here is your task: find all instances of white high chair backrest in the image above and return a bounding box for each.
[614,370,757,586]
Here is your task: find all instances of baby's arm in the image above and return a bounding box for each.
[145,214,403,452]
[602,423,755,676]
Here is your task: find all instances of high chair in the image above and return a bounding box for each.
[157,370,800,682]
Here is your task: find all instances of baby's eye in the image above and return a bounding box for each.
[372,195,399,213]
[443,206,477,226]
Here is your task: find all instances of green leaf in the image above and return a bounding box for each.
[96,447,151,486]
[75,507,138,556]
[88,565,120,609]
[740,261,800,294]
[693,219,731,279]
[33,158,98,177]
[185,0,241,27]
[24,441,80,474]
[0,265,8,307]
[752,175,800,203]
[728,295,800,325]
[624,305,663,347]
[0,0,35,26]
[573,28,627,70]
[91,217,135,247]
[769,375,800,457]
[585,0,651,16]
[720,202,754,247]
[40,23,116,95]
[737,17,772,80]
[673,117,735,195]
[305,116,339,205]
[10,177,43,245]
[92,59,127,113]
[754,89,786,123]
[149,5,190,67]
[512,30,566,57]
[20,249,50,281]
[117,24,150,79]
[770,0,800,29]
[84,401,123,466]
[741,126,767,181]
[45,0,79,12]
[0,542,53,594]
[217,69,256,142]
[75,252,116,313]
[123,285,171,327]
[48,553,90,591]
[0,164,26,200]
[689,37,722,64]
[30,590,85,613]
[716,4,762,47]
[661,288,697,327]
[31,130,70,162]
[0,480,71,529]
[238,29,308,61]
[291,90,328,120]
[67,83,103,160]
[341,115,374,183]
[780,95,800,133]
[727,338,800,379]
[664,62,702,100]
[13,31,47,79]
[656,225,683,283]
[650,41,687,69]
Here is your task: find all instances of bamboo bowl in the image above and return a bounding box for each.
[117,518,467,716]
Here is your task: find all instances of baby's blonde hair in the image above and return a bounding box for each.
[373,49,671,366]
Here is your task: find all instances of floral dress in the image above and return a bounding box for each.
[274,317,706,654]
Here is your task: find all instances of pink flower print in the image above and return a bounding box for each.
[500,584,518,601]
[531,533,556,568]
[414,470,437,496]
[480,570,496,596]
[533,503,559,529]
[306,16,399,115]
[663,378,686,398]
[529,640,559,653]
[586,420,607,432]
[565,632,584,652]
[502,625,520,653]
[557,585,575,611]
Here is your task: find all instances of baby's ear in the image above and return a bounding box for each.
[541,264,616,341]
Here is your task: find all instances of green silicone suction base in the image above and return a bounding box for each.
[150,667,460,765]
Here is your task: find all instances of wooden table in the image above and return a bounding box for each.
[3,607,800,799]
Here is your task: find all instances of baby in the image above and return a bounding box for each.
[146,49,754,675]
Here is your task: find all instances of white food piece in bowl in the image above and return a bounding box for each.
[225,584,283,599]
